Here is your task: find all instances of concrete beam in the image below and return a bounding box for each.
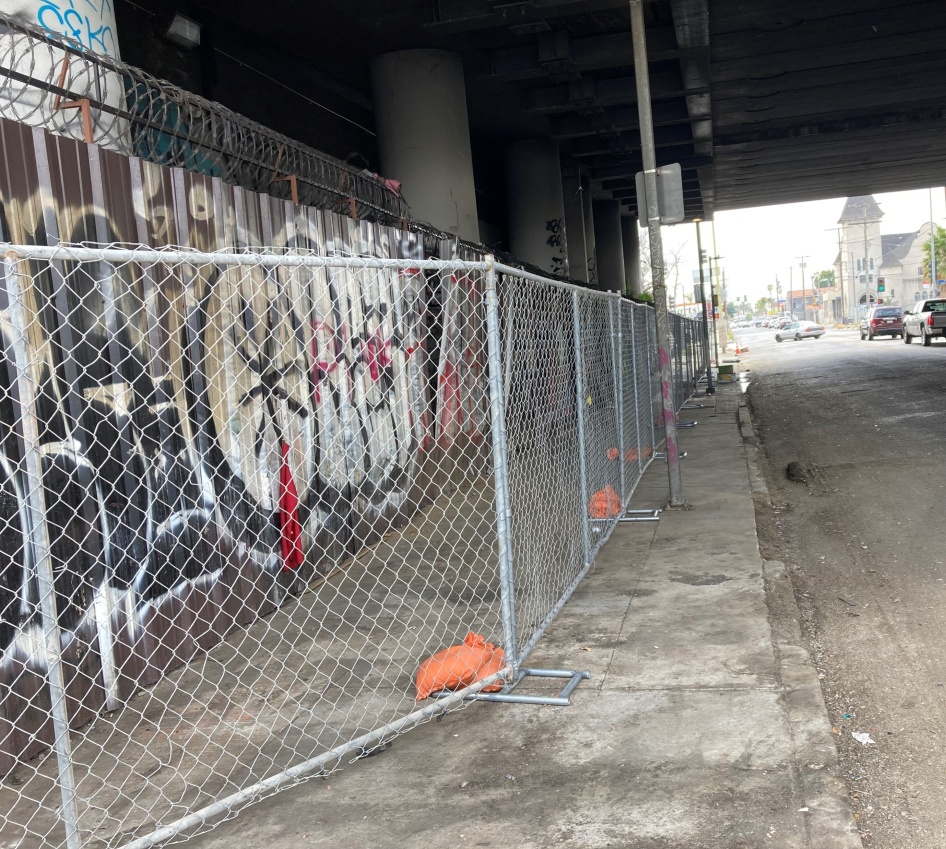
[526,72,708,113]
[550,102,693,139]
[485,28,696,82]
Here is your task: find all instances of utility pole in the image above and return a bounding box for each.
[629,0,685,507]
[796,255,809,318]
[930,188,938,291]
[826,226,846,322]
[860,212,872,317]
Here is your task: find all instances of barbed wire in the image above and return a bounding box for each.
[0,11,410,223]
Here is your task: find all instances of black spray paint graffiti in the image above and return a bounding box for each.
[546,218,568,276]
[0,225,488,718]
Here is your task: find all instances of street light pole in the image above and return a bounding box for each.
[694,219,715,394]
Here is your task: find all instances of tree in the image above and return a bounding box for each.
[812,269,835,288]
[754,297,769,315]
[921,225,946,284]
[726,302,737,319]
[637,232,689,302]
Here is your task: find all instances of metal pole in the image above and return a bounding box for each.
[695,221,714,394]
[483,257,519,674]
[629,0,684,506]
[629,304,643,480]
[711,223,724,363]
[611,299,626,503]
[930,188,937,290]
[862,215,871,315]
[571,291,592,564]
[4,253,82,849]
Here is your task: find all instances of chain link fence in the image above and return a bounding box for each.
[0,244,703,848]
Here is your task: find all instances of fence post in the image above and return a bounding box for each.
[644,315,660,451]
[629,304,643,479]
[483,256,519,676]
[610,298,625,504]
[571,291,592,564]
[3,253,82,849]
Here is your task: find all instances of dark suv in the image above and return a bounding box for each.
[861,305,904,340]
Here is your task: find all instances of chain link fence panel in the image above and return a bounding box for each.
[0,245,509,849]
[0,245,705,848]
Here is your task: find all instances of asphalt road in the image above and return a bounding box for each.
[736,324,946,849]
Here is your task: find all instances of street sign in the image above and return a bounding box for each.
[636,162,685,225]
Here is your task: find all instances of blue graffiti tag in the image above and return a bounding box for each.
[36,0,118,57]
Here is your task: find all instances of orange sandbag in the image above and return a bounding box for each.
[588,484,622,519]
[416,632,506,699]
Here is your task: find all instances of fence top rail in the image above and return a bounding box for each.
[493,260,623,300]
[0,243,491,273]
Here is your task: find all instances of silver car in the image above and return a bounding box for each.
[775,321,825,342]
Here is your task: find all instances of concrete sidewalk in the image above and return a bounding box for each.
[189,382,861,849]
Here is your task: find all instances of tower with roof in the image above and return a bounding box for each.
[837,196,883,319]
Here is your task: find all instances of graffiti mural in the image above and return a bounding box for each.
[0,115,491,769]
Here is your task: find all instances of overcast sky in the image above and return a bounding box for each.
[655,187,946,305]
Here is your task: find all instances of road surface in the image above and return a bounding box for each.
[735,324,946,849]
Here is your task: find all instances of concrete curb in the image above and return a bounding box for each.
[737,400,863,847]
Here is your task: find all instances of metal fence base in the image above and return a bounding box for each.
[678,421,698,428]
[682,403,705,409]
[618,509,660,523]
[436,668,591,707]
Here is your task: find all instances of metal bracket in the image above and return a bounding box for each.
[436,668,590,707]
[618,508,660,523]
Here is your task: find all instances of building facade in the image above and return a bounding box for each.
[833,195,937,320]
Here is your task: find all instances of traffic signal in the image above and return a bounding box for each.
[877,278,885,292]
[700,249,708,264]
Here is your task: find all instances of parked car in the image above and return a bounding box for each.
[860,305,904,340]
[903,298,946,345]
[774,321,825,342]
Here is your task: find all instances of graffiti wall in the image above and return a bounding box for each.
[0,116,490,772]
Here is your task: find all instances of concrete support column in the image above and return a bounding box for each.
[505,140,567,275]
[593,198,625,293]
[371,50,479,242]
[582,177,597,285]
[562,172,588,282]
[621,216,642,297]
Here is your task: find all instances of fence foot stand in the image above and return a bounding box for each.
[443,668,591,706]
[618,508,660,523]
[488,668,591,706]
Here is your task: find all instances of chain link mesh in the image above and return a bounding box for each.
[0,246,504,848]
[0,245,705,848]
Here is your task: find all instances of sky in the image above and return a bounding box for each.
[654,187,946,307]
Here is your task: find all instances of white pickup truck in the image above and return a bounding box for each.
[903,298,946,346]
